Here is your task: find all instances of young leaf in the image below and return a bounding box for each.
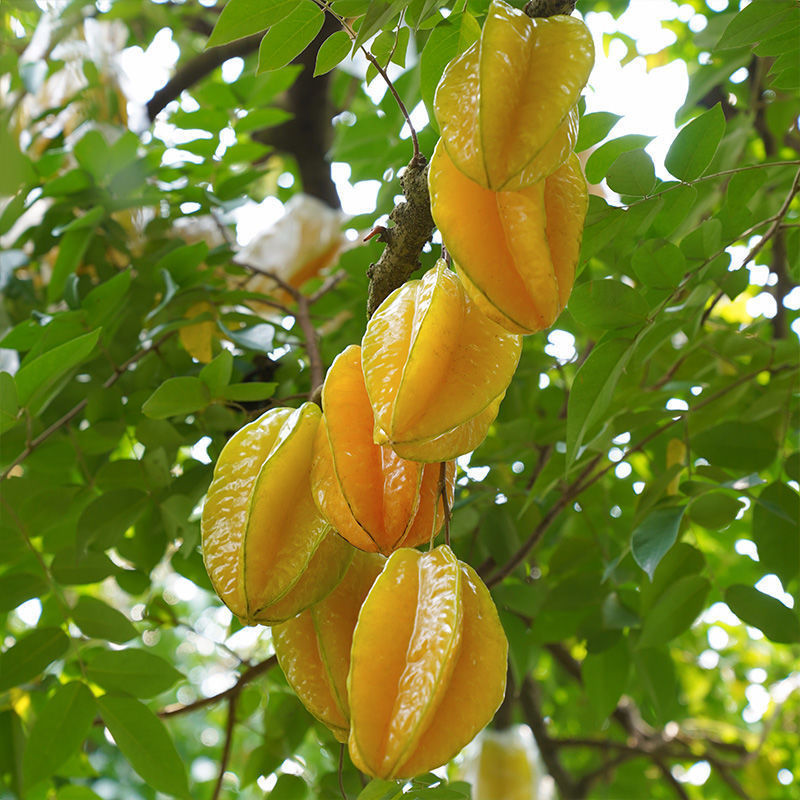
[47,229,94,303]
[637,575,710,648]
[71,596,138,644]
[632,505,686,580]
[716,0,798,50]
[206,0,301,48]
[257,2,324,73]
[97,695,190,799]
[142,377,210,419]
[199,349,234,393]
[0,628,70,693]
[584,134,654,185]
[84,648,184,698]
[725,584,800,644]
[665,104,725,182]
[314,30,352,76]
[22,682,96,790]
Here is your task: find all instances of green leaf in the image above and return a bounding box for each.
[569,280,649,330]
[630,239,686,289]
[665,104,725,182]
[0,127,35,196]
[15,329,101,415]
[47,228,94,303]
[606,149,657,196]
[221,382,277,401]
[0,371,19,434]
[576,111,621,152]
[566,337,635,463]
[207,0,301,48]
[199,349,233,393]
[638,575,710,648]
[687,492,744,530]
[634,647,679,725]
[632,505,686,580]
[82,270,132,327]
[84,648,184,698]
[77,489,149,552]
[752,483,799,585]
[269,773,309,800]
[0,627,70,693]
[692,421,777,472]
[72,596,137,644]
[641,543,705,614]
[50,548,117,585]
[0,573,49,613]
[582,636,630,722]
[584,134,654,185]
[257,2,324,73]
[725,584,799,644]
[219,321,275,352]
[357,780,404,800]
[22,682,95,790]
[314,30,352,76]
[716,0,798,50]
[97,694,190,799]
[354,1,403,50]
[142,376,210,419]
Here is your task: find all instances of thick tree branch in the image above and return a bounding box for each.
[146,34,263,121]
[365,155,436,317]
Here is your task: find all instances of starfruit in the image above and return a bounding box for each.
[429,140,588,335]
[312,345,455,554]
[201,404,353,625]
[361,261,522,461]
[434,0,593,191]
[272,550,385,742]
[348,545,508,779]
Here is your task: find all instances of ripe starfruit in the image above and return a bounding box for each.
[361,261,522,461]
[348,545,508,780]
[312,345,455,554]
[429,140,588,335]
[434,0,593,191]
[272,550,384,742]
[201,404,353,625]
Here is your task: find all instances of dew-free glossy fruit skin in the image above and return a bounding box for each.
[201,404,353,625]
[348,546,508,780]
[434,0,593,191]
[361,261,521,461]
[312,345,455,554]
[429,140,588,335]
[272,550,385,741]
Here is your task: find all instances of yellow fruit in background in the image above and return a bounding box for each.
[201,404,353,624]
[272,550,385,742]
[433,0,593,191]
[429,140,588,335]
[456,724,549,800]
[348,546,508,780]
[311,345,455,554]
[361,261,522,461]
[179,301,216,363]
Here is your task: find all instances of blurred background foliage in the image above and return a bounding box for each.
[0,0,798,798]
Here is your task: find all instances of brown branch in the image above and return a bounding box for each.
[1,331,176,482]
[212,694,238,800]
[146,34,263,121]
[654,757,690,800]
[365,155,436,317]
[159,655,277,718]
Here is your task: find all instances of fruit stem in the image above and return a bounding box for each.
[438,461,451,548]
[524,0,577,17]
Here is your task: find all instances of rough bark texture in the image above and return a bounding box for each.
[365,154,436,318]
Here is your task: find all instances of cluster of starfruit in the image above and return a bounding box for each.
[430,0,594,334]
[200,0,594,783]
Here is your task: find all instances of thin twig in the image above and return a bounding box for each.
[159,656,277,717]
[1,331,176,481]
[438,461,452,547]
[338,744,348,799]
[212,694,239,800]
